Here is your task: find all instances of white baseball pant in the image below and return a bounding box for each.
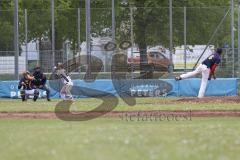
[180,64,210,98]
[60,81,73,100]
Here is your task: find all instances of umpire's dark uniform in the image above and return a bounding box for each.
[32,67,51,101]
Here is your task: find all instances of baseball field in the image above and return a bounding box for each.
[0,97,240,160]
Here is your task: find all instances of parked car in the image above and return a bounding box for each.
[127,51,174,73]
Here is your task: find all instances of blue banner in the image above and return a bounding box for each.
[0,78,238,99]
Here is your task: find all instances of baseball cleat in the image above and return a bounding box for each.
[175,76,182,81]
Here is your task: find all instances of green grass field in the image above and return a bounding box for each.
[0,98,240,160]
[0,98,239,112]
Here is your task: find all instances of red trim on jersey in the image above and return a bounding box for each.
[210,64,218,75]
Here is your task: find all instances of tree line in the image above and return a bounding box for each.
[0,0,232,76]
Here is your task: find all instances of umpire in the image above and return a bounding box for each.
[32,66,51,101]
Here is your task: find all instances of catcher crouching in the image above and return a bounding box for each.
[18,71,39,102]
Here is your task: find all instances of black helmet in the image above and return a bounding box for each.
[216,48,222,55]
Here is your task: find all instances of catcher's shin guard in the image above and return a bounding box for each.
[20,90,26,101]
[33,90,39,102]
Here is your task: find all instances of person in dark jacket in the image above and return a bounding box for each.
[32,66,51,101]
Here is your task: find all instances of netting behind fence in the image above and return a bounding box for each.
[0,1,239,80]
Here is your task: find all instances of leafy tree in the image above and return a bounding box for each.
[116,0,230,78]
[0,0,233,75]
[0,1,14,52]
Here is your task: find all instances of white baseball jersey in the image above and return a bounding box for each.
[56,69,73,85]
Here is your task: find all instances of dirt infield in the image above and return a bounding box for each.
[0,97,239,119]
[140,97,240,105]
[175,96,240,104]
[0,110,240,119]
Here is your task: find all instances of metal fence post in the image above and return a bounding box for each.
[51,0,55,67]
[130,6,134,79]
[184,7,187,72]
[231,0,235,77]
[86,0,91,76]
[226,48,228,64]
[169,0,173,65]
[112,0,115,42]
[77,8,81,52]
[24,9,28,71]
[14,0,19,80]
[238,0,240,76]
